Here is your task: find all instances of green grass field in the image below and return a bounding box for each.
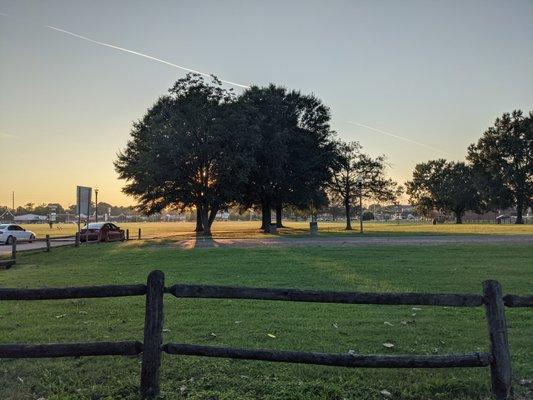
[0,241,531,399]
[19,220,533,240]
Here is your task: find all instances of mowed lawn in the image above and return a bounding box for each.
[0,243,532,399]
[19,220,533,239]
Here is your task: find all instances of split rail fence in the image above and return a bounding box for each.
[0,229,145,268]
[0,270,532,399]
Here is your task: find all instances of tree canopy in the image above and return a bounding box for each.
[115,74,257,235]
[329,140,399,230]
[467,110,532,224]
[236,85,337,231]
[406,159,479,223]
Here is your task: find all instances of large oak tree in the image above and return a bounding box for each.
[237,85,337,231]
[467,110,532,224]
[115,74,256,235]
[406,159,479,223]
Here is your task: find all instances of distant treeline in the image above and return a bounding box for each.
[407,110,532,224]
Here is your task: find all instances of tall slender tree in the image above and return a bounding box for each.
[330,140,399,230]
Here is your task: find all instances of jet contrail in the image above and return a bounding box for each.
[346,121,450,155]
[0,132,15,139]
[0,12,250,89]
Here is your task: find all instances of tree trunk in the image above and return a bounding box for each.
[515,197,524,224]
[261,200,271,233]
[455,211,463,224]
[200,207,211,236]
[208,207,218,227]
[260,201,266,230]
[275,203,284,228]
[344,200,352,230]
[195,205,204,232]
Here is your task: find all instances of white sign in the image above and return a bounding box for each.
[76,186,92,216]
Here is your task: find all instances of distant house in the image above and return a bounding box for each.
[14,214,48,223]
[216,211,230,221]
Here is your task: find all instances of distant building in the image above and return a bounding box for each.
[0,210,15,222]
[14,214,48,223]
[216,211,230,221]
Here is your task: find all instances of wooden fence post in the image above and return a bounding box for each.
[11,237,17,259]
[126,229,130,241]
[483,280,512,400]
[140,270,165,398]
[46,235,51,252]
[75,232,80,247]
[138,228,141,240]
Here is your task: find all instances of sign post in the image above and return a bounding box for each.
[76,186,92,235]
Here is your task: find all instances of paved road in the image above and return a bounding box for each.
[0,238,75,256]
[2,234,531,255]
[171,234,533,249]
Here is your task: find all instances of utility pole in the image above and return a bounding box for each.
[95,188,99,223]
[12,191,15,211]
[358,180,364,234]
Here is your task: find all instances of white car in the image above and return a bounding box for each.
[0,224,36,244]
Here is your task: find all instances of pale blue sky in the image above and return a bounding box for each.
[1,0,532,206]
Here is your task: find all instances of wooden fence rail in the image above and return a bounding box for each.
[0,284,146,300]
[0,270,531,400]
[163,343,492,369]
[1,229,146,266]
[166,284,484,306]
[0,341,143,358]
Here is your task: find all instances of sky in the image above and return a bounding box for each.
[1,0,532,207]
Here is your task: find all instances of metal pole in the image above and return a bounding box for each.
[77,186,81,235]
[95,189,99,223]
[359,182,363,234]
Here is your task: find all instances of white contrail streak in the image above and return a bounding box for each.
[0,132,15,139]
[346,121,450,155]
[0,12,250,89]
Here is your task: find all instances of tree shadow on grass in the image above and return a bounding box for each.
[193,233,218,249]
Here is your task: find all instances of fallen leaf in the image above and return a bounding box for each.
[267,333,276,338]
[380,389,392,398]
[382,343,395,348]
[384,321,394,326]
[332,323,339,329]
[412,307,422,311]
[55,314,66,319]
[348,349,357,356]
[234,320,242,324]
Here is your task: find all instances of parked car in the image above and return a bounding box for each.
[79,222,125,242]
[0,224,36,244]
